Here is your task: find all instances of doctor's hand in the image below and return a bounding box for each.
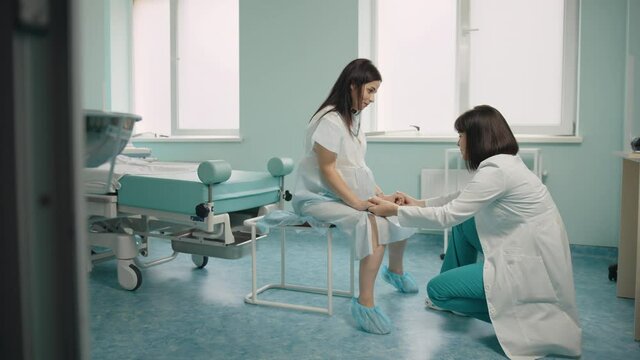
[368,196,399,217]
[394,191,422,206]
[379,193,404,205]
[384,191,410,205]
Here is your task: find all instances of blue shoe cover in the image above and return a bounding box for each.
[382,265,418,293]
[350,298,392,335]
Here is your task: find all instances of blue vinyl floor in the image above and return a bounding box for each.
[89,231,639,359]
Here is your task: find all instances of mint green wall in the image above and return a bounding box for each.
[79,0,110,110]
[79,0,131,112]
[563,0,626,247]
[109,0,132,113]
[130,0,630,247]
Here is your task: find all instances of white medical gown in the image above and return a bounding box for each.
[292,106,415,260]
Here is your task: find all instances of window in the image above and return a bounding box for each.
[359,0,579,136]
[132,0,239,137]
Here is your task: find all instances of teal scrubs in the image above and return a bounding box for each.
[426,218,491,322]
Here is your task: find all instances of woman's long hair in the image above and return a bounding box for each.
[313,58,382,131]
[454,105,519,170]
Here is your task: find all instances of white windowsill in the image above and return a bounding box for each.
[130,134,583,144]
[366,134,583,144]
[131,135,242,143]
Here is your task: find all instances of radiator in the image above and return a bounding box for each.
[420,169,474,199]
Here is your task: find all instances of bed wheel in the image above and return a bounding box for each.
[117,262,143,291]
[192,255,209,269]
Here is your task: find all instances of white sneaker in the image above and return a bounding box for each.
[424,298,468,317]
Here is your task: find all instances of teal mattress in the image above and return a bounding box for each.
[117,170,281,215]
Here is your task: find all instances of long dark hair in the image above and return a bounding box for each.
[454,105,519,170]
[313,58,382,130]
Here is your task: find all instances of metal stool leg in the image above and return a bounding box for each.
[281,228,286,286]
[244,217,354,315]
[327,229,333,315]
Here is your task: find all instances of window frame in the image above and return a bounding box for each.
[358,0,580,137]
[132,0,240,138]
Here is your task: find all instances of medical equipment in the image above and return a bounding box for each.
[632,137,640,151]
[85,110,141,167]
[86,156,293,291]
[85,110,141,201]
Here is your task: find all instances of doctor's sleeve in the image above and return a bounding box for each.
[398,165,506,229]
[424,191,461,207]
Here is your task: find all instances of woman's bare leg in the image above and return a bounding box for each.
[358,214,385,307]
[387,240,407,274]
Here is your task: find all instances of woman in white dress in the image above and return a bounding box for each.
[368,105,581,359]
[293,59,417,335]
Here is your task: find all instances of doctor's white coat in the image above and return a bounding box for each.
[398,154,581,360]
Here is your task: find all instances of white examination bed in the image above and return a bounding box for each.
[86,155,293,290]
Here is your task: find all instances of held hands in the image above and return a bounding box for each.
[350,193,401,213]
[352,199,375,211]
[378,191,420,206]
[367,191,422,217]
[352,191,420,214]
[393,191,421,206]
[367,196,399,217]
[379,192,405,205]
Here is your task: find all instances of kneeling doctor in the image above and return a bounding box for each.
[368,105,581,359]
